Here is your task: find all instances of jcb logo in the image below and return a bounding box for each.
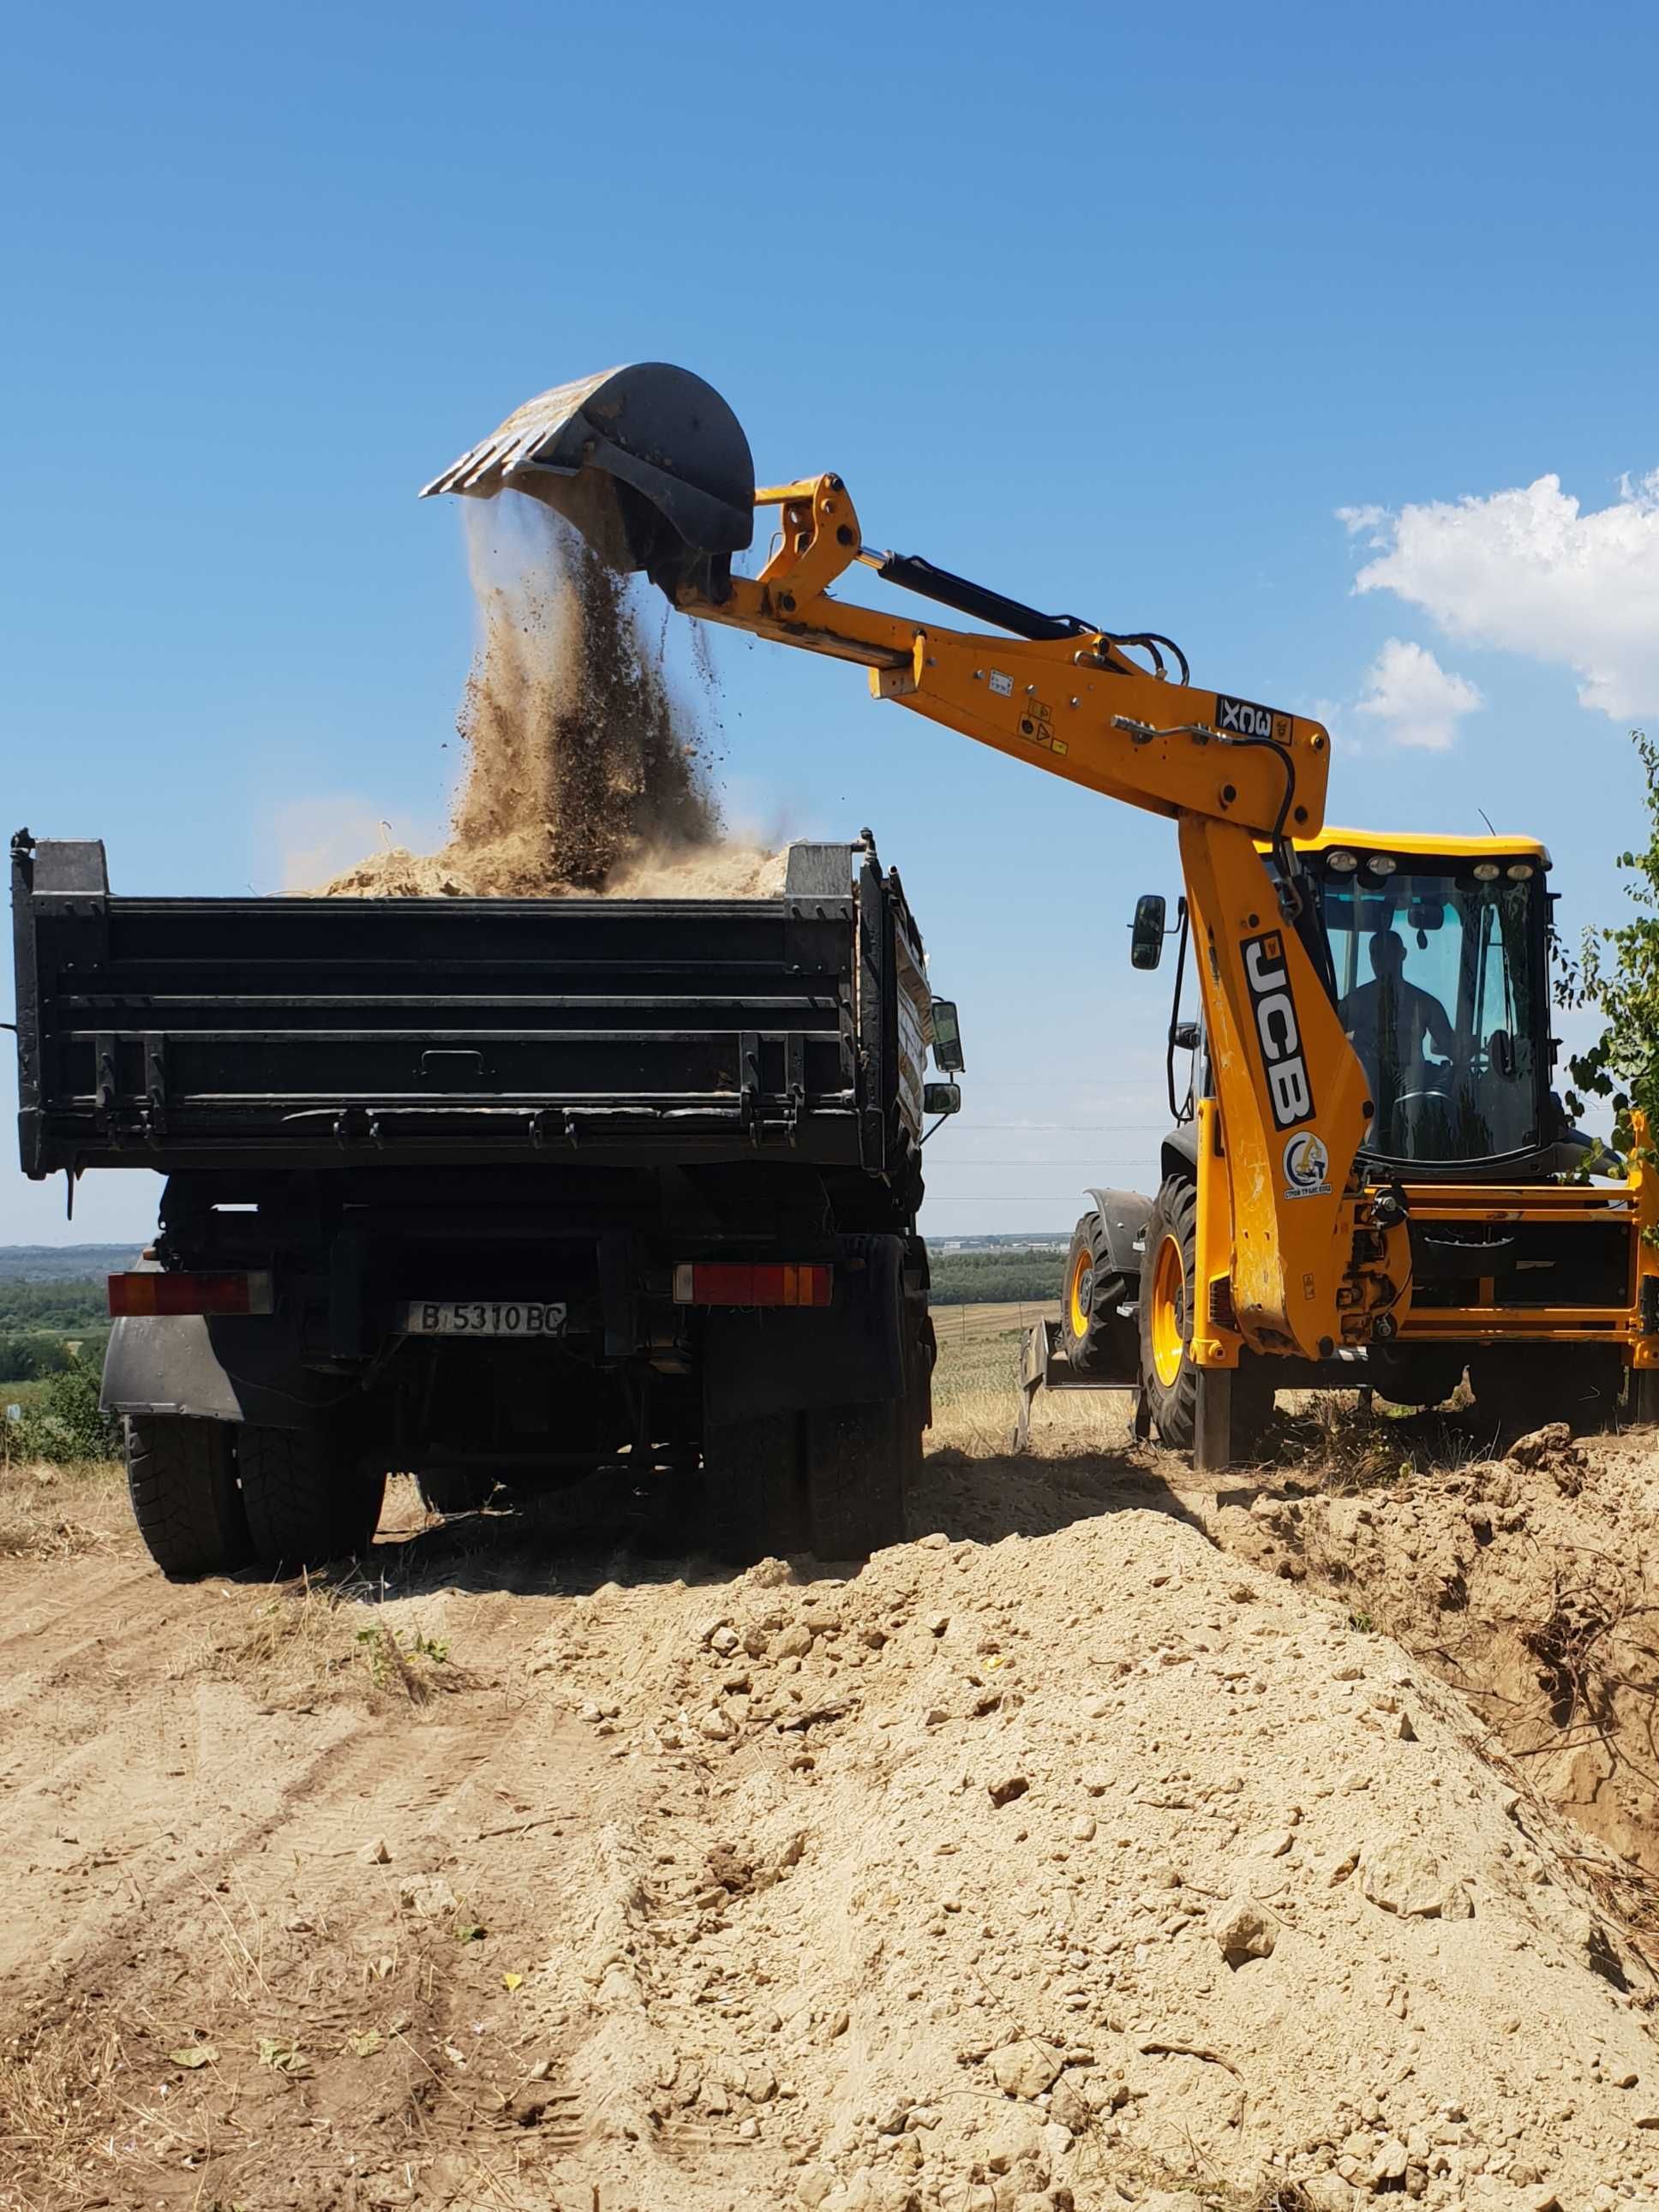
[1243,930,1316,1130]
[1215,692,1278,740]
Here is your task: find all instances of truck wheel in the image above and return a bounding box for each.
[705,1413,811,1566]
[237,1424,386,1573]
[805,1390,913,1562]
[1061,1213,1137,1378]
[1139,1174,1279,1458]
[416,1468,499,1516]
[126,1416,254,1581]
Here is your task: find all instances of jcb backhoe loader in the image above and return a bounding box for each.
[423,364,1659,1466]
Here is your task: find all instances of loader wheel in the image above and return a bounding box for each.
[1061,1213,1137,1378]
[1140,1176,1201,1449]
[237,1423,386,1574]
[1137,1175,1277,1458]
[126,1415,254,1581]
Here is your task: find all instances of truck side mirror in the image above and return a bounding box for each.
[1130,894,1167,971]
[923,1081,961,1116]
[930,998,965,1073]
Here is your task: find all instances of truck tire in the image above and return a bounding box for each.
[803,1395,910,1562]
[1138,1174,1276,1458]
[126,1415,254,1581]
[1061,1211,1137,1378]
[237,1424,386,1574]
[705,1413,811,1566]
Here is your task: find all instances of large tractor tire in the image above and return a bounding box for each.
[1137,1174,1276,1458]
[1060,1212,1138,1379]
[126,1415,254,1581]
[237,1423,386,1574]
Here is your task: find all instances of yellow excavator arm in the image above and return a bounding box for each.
[423,365,1409,1366]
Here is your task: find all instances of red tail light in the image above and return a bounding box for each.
[672,1262,833,1309]
[109,1270,274,1318]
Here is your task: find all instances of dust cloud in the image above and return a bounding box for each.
[320,494,784,900]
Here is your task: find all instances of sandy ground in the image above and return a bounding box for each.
[6,1338,1659,2212]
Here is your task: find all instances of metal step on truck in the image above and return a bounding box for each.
[9,829,965,1579]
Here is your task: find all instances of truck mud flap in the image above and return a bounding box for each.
[102,1310,343,1429]
[701,1233,906,1425]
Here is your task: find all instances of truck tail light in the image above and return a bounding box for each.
[672,1262,833,1309]
[109,1270,274,1318]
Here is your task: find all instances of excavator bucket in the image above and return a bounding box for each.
[420,362,755,586]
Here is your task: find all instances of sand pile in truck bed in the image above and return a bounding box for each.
[320,495,783,900]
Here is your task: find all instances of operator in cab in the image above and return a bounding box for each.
[1341,930,1456,1131]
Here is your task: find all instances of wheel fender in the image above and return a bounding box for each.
[1082,1187,1154,1289]
[102,1312,243,1421]
[103,1306,329,1428]
[1158,1123,1200,1186]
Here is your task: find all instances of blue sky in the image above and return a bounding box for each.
[5,0,1658,1244]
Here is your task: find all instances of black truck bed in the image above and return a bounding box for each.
[11,835,931,1179]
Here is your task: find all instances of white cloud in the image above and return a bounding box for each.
[1344,472,1659,720]
[1354,638,1483,752]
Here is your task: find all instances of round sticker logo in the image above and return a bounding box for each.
[1282,1131,1330,1196]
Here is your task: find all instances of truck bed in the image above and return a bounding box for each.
[11,835,929,1178]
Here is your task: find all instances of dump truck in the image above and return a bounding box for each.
[421,362,1659,1467]
[9,829,964,1575]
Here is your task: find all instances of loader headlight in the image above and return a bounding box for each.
[1473,863,1500,881]
[1325,849,1358,873]
[1365,854,1397,876]
[1506,862,1535,881]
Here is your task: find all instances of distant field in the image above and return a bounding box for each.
[931,1300,1041,1406]
[928,1248,1066,1306]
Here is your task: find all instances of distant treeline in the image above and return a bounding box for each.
[0,1278,110,1382]
[928,1250,1064,1306]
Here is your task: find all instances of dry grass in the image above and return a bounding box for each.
[199,1577,464,1707]
[929,1309,1136,1461]
[0,2006,129,2209]
[1275,1391,1488,1492]
[0,1456,125,1562]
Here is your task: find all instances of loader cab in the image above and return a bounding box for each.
[1302,830,1558,1175]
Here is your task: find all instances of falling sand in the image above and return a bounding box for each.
[320,495,784,900]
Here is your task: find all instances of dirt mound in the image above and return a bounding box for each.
[320,495,782,900]
[12,1449,1659,2210]
[1194,1417,1659,1892]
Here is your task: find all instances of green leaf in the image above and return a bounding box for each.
[454,1922,487,1944]
[501,1971,524,1992]
[170,2043,218,2068]
[258,2036,308,2075]
[348,2030,384,2057]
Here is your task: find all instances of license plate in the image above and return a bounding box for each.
[402,1300,567,1338]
